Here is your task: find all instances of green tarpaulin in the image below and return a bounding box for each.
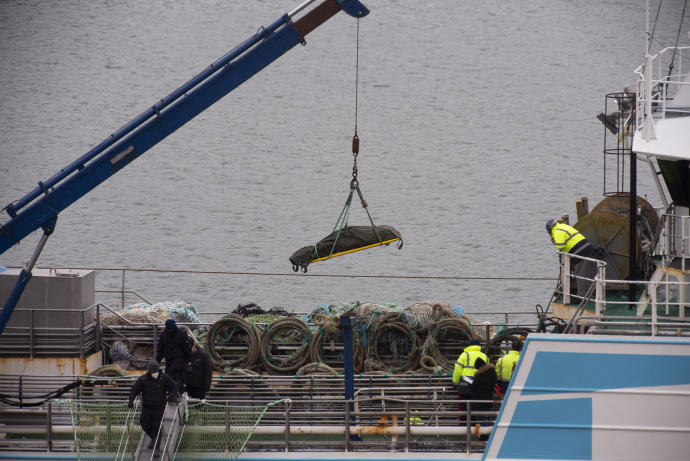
[290,225,402,272]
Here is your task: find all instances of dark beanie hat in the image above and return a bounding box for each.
[470,339,481,346]
[165,319,177,330]
[147,360,160,373]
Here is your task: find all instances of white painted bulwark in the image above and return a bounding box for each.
[483,334,690,461]
[633,117,690,160]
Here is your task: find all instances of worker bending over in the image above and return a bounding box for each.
[546,219,598,298]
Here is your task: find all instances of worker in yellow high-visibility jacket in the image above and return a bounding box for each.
[453,339,489,384]
[495,342,522,397]
[453,339,488,422]
[546,219,598,298]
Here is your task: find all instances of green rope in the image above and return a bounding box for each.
[321,189,354,260]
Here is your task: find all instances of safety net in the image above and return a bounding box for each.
[66,400,140,461]
[64,399,277,461]
[176,401,272,459]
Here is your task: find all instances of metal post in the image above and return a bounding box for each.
[465,401,471,454]
[121,269,126,308]
[595,261,606,317]
[80,312,85,359]
[47,402,52,451]
[629,156,637,310]
[340,315,354,403]
[651,284,658,336]
[30,310,35,358]
[0,227,53,336]
[405,401,410,452]
[285,402,291,452]
[96,304,103,364]
[345,402,351,452]
[562,254,571,304]
[153,324,159,362]
[340,314,355,451]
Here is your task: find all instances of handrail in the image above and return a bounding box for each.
[634,46,690,128]
[0,392,499,454]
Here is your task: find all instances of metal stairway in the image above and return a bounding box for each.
[133,401,184,461]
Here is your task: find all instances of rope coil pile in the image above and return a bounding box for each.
[101,300,530,376]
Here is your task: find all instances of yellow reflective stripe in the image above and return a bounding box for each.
[311,237,400,263]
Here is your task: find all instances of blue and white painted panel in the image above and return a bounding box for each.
[482,334,690,461]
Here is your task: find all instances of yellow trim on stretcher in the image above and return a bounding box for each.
[311,237,400,263]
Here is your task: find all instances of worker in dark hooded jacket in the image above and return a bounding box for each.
[128,360,177,450]
[156,319,191,393]
[182,343,213,399]
[470,357,498,435]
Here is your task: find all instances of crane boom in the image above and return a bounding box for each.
[0,0,369,335]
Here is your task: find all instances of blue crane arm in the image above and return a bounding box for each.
[0,0,368,255]
[0,0,369,336]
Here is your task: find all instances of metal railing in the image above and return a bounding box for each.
[556,251,607,314]
[634,45,690,126]
[0,305,99,357]
[659,209,690,270]
[0,374,499,454]
[555,250,690,335]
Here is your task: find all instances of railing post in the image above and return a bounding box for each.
[153,324,159,361]
[680,216,687,271]
[47,401,52,451]
[595,261,606,316]
[284,401,290,452]
[30,310,35,358]
[96,304,103,364]
[465,401,472,454]
[80,311,85,359]
[345,400,351,453]
[404,401,410,453]
[561,253,571,304]
[340,315,354,403]
[651,284,658,336]
[121,269,126,308]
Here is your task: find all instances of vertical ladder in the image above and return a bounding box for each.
[133,401,184,461]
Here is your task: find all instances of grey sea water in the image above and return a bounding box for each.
[1,1,688,321]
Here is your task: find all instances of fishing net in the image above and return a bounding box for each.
[66,400,140,461]
[404,301,458,333]
[100,300,201,326]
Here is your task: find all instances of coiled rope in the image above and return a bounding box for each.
[206,314,261,369]
[260,317,311,373]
